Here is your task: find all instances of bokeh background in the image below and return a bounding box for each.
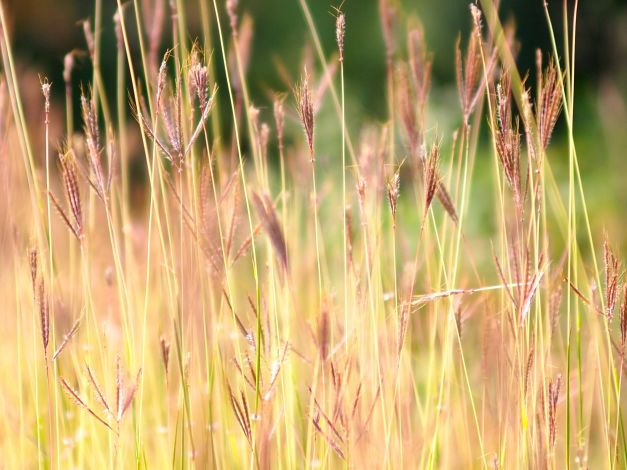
[3,0,627,247]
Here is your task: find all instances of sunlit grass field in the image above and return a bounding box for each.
[1,0,626,468]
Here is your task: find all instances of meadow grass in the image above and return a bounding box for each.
[0,0,625,468]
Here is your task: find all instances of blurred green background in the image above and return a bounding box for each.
[3,0,627,248]
[5,0,627,118]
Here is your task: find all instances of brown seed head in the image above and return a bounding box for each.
[469,4,482,35]
[156,57,168,107]
[379,0,395,60]
[494,75,522,205]
[82,19,95,61]
[260,123,270,161]
[81,93,106,197]
[455,8,485,123]
[336,13,346,63]
[63,53,74,87]
[273,96,285,154]
[41,79,51,123]
[407,26,432,114]
[620,285,627,351]
[604,237,620,321]
[357,177,366,221]
[396,65,418,154]
[38,280,50,352]
[548,374,562,448]
[318,301,329,362]
[113,11,123,52]
[59,151,84,239]
[387,171,400,222]
[29,247,38,295]
[226,0,238,35]
[160,336,170,376]
[344,206,353,267]
[295,71,315,160]
[424,143,440,213]
[252,192,288,271]
[52,318,81,361]
[189,50,209,109]
[538,58,562,150]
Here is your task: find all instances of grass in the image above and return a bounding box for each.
[0,0,626,468]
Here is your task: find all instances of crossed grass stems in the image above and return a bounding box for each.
[2,0,627,467]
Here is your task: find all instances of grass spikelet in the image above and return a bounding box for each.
[423,143,440,214]
[80,91,107,198]
[86,364,112,418]
[494,74,522,206]
[317,300,329,362]
[273,96,285,154]
[226,0,239,35]
[63,52,74,98]
[295,70,315,160]
[620,285,627,352]
[455,14,482,122]
[263,341,288,401]
[115,355,123,421]
[524,347,534,397]
[118,369,141,422]
[311,412,345,461]
[407,25,432,120]
[436,182,459,224]
[252,192,288,271]
[160,336,170,377]
[37,280,49,352]
[336,11,345,64]
[344,206,353,269]
[60,378,115,433]
[53,150,83,240]
[379,0,395,61]
[146,0,165,78]
[227,383,252,445]
[387,171,400,224]
[29,247,37,295]
[52,318,81,361]
[603,236,620,321]
[81,19,95,61]
[538,55,563,151]
[548,374,562,449]
[396,65,418,153]
[40,79,51,123]
[188,47,209,109]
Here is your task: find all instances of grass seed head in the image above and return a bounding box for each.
[336,13,346,63]
[38,280,49,352]
[387,171,400,222]
[407,26,432,113]
[548,374,562,448]
[63,52,75,97]
[424,143,440,213]
[160,336,170,377]
[295,70,315,160]
[494,74,522,206]
[41,78,51,122]
[379,0,396,60]
[29,247,38,295]
[273,95,285,154]
[226,0,239,35]
[603,237,620,321]
[189,49,209,109]
[57,150,84,240]
[620,285,627,351]
[82,19,95,61]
